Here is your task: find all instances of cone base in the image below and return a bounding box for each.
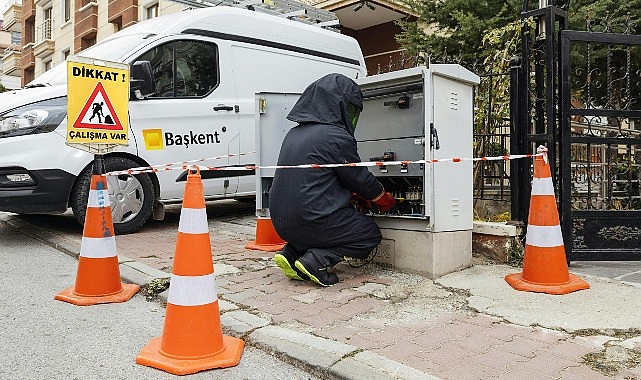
[505,272,590,295]
[244,241,285,252]
[136,336,244,375]
[54,283,140,306]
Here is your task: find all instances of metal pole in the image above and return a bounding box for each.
[510,55,525,225]
[93,154,106,176]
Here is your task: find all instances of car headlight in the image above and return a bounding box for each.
[0,97,67,139]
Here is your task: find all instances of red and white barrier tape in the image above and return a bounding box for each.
[104,152,252,176]
[105,152,544,176]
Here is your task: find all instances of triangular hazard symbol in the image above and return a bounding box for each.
[73,82,123,131]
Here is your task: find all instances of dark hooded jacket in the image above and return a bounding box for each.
[269,73,383,252]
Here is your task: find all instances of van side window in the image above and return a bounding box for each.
[136,40,219,98]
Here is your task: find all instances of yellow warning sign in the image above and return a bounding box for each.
[67,57,129,150]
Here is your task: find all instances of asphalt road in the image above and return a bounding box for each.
[0,222,318,380]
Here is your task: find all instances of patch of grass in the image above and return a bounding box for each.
[141,277,171,301]
[507,237,524,267]
[474,211,512,223]
[572,328,641,339]
[583,348,641,376]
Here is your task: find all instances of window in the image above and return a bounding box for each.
[62,48,70,61]
[146,3,159,19]
[136,40,219,98]
[62,0,71,22]
[43,7,53,40]
[44,60,52,71]
[11,31,22,45]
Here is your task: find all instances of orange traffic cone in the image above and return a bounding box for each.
[505,146,590,295]
[136,168,244,375]
[244,216,286,252]
[55,157,139,305]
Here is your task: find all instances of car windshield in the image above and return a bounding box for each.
[26,33,155,87]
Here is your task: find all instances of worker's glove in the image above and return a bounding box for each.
[351,193,372,212]
[373,192,396,213]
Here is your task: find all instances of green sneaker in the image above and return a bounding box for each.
[274,253,307,281]
[294,255,339,287]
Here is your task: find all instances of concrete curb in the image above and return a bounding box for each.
[0,213,435,380]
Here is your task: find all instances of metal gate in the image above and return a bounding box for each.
[511,2,641,261]
[560,28,641,260]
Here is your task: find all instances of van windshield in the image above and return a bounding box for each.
[26,33,155,87]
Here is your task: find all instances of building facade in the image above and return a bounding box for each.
[2,0,412,86]
[1,16,22,88]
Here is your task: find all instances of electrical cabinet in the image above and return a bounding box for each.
[255,65,479,278]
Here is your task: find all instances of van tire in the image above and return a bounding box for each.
[70,157,155,235]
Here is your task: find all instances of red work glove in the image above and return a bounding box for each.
[373,191,396,213]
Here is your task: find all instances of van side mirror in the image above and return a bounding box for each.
[130,61,154,100]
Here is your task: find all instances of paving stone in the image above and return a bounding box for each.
[495,335,551,358]
[492,366,555,379]
[526,327,568,344]
[340,333,387,350]
[218,299,238,312]
[403,354,449,374]
[370,340,430,362]
[453,333,505,354]
[437,360,504,380]
[481,322,524,341]
[548,339,599,360]
[520,350,583,378]
[468,348,529,371]
[418,342,471,366]
[330,296,388,316]
[295,309,352,328]
[222,288,266,303]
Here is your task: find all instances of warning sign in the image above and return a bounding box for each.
[74,82,123,130]
[67,57,129,150]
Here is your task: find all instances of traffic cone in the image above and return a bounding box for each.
[55,156,139,305]
[136,168,244,375]
[505,146,590,295]
[244,216,286,252]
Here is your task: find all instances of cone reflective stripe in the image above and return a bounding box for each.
[505,146,589,295]
[137,169,244,375]
[245,216,286,252]
[167,273,217,306]
[55,157,139,305]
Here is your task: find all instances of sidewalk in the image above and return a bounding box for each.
[2,205,641,380]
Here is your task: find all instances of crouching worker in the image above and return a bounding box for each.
[269,73,396,287]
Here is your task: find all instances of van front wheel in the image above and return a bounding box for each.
[70,157,155,235]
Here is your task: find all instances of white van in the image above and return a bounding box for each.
[0,6,366,234]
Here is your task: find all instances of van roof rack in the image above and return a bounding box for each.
[172,0,340,29]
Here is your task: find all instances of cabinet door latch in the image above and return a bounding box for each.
[430,123,440,150]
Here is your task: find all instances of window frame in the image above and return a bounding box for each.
[145,3,159,20]
[62,0,71,23]
[133,38,220,99]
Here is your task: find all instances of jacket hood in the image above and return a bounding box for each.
[287,73,363,136]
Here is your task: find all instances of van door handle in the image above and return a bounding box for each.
[214,104,234,111]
